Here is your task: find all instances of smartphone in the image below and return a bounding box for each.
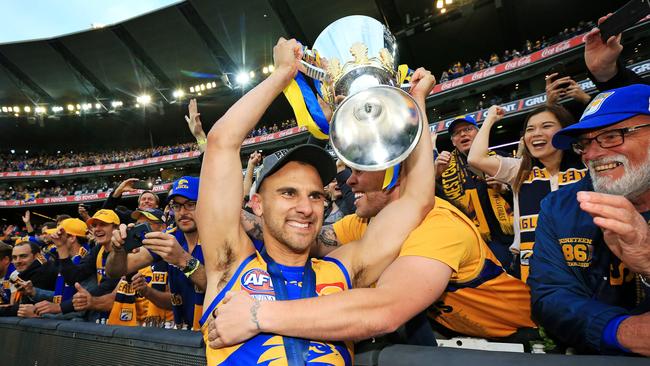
[599,0,650,42]
[124,222,152,252]
[132,181,153,190]
[546,63,570,88]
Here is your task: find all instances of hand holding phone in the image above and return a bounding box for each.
[599,0,650,42]
[132,181,153,190]
[124,222,152,252]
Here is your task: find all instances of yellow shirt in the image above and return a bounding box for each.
[333,198,535,338]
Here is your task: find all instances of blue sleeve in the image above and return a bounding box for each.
[528,197,630,354]
[32,287,54,302]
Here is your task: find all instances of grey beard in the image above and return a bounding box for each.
[589,147,650,200]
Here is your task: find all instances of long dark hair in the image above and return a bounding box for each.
[512,104,575,193]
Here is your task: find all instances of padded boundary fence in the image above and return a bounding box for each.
[1,317,647,366]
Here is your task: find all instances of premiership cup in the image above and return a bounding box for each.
[305,15,423,171]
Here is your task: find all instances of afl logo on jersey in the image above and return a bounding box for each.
[241,268,274,295]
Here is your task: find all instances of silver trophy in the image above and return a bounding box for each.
[305,15,422,171]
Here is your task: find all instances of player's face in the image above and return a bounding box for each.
[582,115,650,199]
[172,197,198,234]
[138,193,158,210]
[450,122,478,155]
[91,221,115,246]
[256,161,325,253]
[523,111,563,160]
[346,169,391,219]
[12,245,35,272]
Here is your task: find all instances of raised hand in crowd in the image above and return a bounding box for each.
[434,151,451,178]
[78,204,90,221]
[112,178,139,198]
[34,300,62,316]
[49,228,69,259]
[584,13,623,82]
[185,98,207,152]
[22,210,34,234]
[563,79,591,105]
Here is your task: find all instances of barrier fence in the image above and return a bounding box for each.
[1,317,646,366]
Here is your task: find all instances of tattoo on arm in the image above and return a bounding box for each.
[241,210,263,240]
[318,226,340,248]
[250,299,261,331]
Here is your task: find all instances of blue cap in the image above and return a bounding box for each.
[168,176,199,201]
[553,84,650,150]
[447,115,478,134]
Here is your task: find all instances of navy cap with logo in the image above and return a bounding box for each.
[251,144,336,194]
[447,115,478,135]
[168,176,199,201]
[131,208,165,222]
[553,84,650,150]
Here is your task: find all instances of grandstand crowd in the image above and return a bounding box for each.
[438,19,596,82]
[0,7,649,364]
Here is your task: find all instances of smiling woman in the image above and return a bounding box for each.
[0,0,181,43]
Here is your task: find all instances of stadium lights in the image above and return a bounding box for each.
[136,94,151,105]
[95,103,102,109]
[67,104,74,111]
[445,0,453,4]
[211,81,217,88]
[268,64,275,72]
[441,7,447,13]
[1,107,7,113]
[206,83,213,89]
[10,149,15,154]
[135,103,141,108]
[173,89,185,98]
[111,100,123,108]
[189,86,195,93]
[262,66,269,74]
[249,71,255,78]
[13,106,19,112]
[35,106,46,114]
[236,71,250,85]
[82,103,91,110]
[24,106,31,113]
[52,106,63,113]
[199,84,206,91]
[436,0,443,9]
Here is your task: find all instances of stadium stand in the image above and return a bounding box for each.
[1,0,649,364]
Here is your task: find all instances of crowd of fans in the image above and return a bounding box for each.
[0,143,197,172]
[0,9,649,363]
[439,20,596,82]
[0,174,167,201]
[246,118,297,138]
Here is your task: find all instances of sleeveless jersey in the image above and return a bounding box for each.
[200,251,354,366]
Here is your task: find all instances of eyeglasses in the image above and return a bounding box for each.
[169,201,197,212]
[571,123,650,155]
[451,126,476,137]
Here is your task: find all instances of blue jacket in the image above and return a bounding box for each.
[528,175,650,354]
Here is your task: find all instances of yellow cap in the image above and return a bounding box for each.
[86,209,121,227]
[46,218,88,237]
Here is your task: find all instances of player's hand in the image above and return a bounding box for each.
[273,37,303,82]
[577,191,650,276]
[409,67,436,102]
[208,291,262,349]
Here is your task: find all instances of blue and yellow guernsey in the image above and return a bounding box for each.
[200,250,354,366]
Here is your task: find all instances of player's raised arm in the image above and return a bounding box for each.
[328,68,437,287]
[197,38,303,278]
